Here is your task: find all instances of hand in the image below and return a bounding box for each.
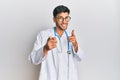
[68,30,78,52]
[44,37,57,51]
[68,30,77,45]
[42,37,57,57]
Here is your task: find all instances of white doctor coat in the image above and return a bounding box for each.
[29,27,83,80]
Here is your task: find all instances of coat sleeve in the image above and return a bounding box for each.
[72,45,84,61]
[28,32,46,65]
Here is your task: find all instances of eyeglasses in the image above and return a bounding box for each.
[56,16,71,22]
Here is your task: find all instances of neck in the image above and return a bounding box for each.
[55,27,64,37]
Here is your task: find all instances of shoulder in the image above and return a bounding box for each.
[37,27,54,38]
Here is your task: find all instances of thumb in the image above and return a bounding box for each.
[71,30,75,36]
[47,37,50,41]
[47,37,52,41]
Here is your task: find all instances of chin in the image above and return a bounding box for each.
[57,25,68,30]
[61,26,68,30]
[61,27,67,30]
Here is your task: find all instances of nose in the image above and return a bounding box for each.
[62,18,67,23]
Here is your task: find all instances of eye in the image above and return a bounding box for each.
[56,16,71,22]
[58,17,63,19]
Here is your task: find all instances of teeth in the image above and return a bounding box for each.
[62,24,66,27]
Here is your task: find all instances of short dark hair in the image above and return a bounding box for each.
[53,5,70,17]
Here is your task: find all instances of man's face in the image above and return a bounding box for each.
[53,12,70,30]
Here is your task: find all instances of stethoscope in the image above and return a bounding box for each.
[53,27,71,54]
[53,27,71,80]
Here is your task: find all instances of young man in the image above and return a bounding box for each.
[29,5,83,80]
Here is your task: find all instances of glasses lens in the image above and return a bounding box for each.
[66,16,71,22]
[56,16,71,22]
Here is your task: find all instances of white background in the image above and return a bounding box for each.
[0,0,119,80]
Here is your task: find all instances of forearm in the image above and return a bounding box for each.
[42,45,49,58]
[73,41,78,53]
[29,47,44,65]
[72,45,84,61]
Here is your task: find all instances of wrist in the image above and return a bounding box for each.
[73,41,78,53]
[42,45,49,57]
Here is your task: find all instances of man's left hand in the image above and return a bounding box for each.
[68,30,78,52]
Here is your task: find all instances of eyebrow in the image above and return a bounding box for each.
[57,16,69,18]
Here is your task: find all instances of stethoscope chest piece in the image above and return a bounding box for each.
[67,50,71,54]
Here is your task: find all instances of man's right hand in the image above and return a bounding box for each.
[42,37,57,57]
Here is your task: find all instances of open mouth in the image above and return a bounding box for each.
[61,23,68,27]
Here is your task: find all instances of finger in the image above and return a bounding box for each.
[48,37,54,41]
[68,36,74,40]
[49,41,57,47]
[71,30,75,36]
[52,46,56,48]
[68,37,72,42]
[51,37,57,42]
[53,40,57,43]
[68,39,74,42]
[51,39,57,43]
[68,37,71,41]
[51,37,56,40]
[53,37,56,40]
[47,37,51,41]
[51,44,57,48]
[68,37,75,42]
[53,37,57,42]
[53,43,57,47]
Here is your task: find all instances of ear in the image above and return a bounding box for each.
[53,17,56,23]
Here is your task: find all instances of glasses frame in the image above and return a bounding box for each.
[56,16,71,22]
